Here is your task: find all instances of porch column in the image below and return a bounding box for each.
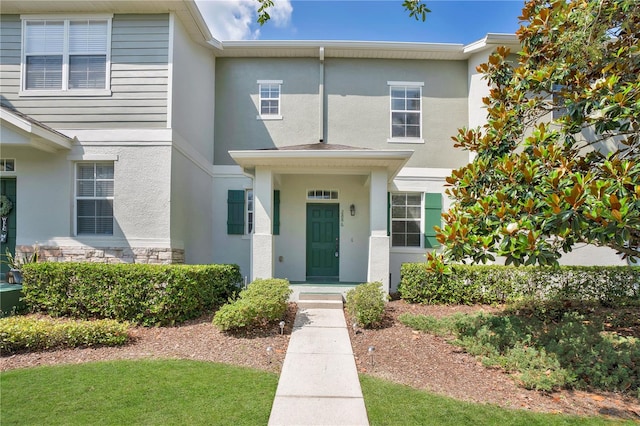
[367,168,390,293]
[251,167,274,280]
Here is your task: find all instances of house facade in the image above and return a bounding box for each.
[0,1,627,292]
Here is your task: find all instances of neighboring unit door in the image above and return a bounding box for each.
[0,179,17,281]
[306,203,339,281]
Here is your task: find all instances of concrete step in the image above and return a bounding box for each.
[298,292,344,301]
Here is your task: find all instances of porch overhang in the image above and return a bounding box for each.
[229,144,413,182]
[0,107,73,152]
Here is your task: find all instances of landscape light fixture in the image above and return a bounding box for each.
[266,346,274,364]
[279,320,285,335]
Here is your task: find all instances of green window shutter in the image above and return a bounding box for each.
[424,193,442,248]
[273,190,280,235]
[387,192,391,237]
[227,190,245,235]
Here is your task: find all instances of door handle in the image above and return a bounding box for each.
[335,238,339,257]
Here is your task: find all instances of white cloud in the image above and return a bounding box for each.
[194,0,293,41]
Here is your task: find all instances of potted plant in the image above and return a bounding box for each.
[3,247,38,284]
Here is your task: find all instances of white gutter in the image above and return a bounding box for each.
[319,46,325,143]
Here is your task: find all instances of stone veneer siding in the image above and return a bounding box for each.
[16,245,185,264]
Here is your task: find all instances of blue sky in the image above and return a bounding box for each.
[195,1,525,44]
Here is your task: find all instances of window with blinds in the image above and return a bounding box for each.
[76,163,114,235]
[23,17,111,91]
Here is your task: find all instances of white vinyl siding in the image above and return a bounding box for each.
[1,14,169,128]
[75,162,114,235]
[257,80,282,120]
[388,81,424,143]
[22,16,112,94]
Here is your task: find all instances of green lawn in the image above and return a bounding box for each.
[1,360,632,425]
[0,360,278,426]
[361,375,632,426]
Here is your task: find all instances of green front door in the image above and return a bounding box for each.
[0,179,17,281]
[306,203,339,281]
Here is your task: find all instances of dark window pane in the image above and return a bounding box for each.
[26,55,62,89]
[392,234,406,246]
[77,200,96,216]
[406,234,421,247]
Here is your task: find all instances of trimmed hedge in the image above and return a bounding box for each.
[0,316,129,354]
[21,263,241,326]
[213,278,292,331]
[399,264,640,305]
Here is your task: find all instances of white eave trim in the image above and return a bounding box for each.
[0,108,73,151]
[229,149,414,181]
[463,33,520,54]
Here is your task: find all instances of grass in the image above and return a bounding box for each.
[0,360,278,426]
[360,375,633,425]
[1,359,633,425]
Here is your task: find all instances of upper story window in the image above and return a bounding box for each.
[21,15,112,95]
[257,80,282,120]
[388,81,424,143]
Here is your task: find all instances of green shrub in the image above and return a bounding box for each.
[399,263,640,306]
[0,316,129,354]
[346,282,386,328]
[400,309,640,395]
[212,278,291,332]
[21,263,241,326]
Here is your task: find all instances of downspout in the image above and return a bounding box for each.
[319,46,325,143]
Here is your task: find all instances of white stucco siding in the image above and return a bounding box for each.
[1,147,72,243]
[388,167,452,292]
[214,58,320,165]
[2,141,173,249]
[169,12,215,162]
[170,144,214,264]
[211,167,253,280]
[324,58,469,169]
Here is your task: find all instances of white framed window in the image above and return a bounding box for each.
[21,15,112,96]
[391,192,422,247]
[257,80,282,120]
[388,81,424,143]
[75,162,114,235]
[307,189,338,200]
[0,159,16,172]
[246,189,254,235]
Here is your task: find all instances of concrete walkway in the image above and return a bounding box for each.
[268,295,369,425]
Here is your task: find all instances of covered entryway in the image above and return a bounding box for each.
[229,143,413,293]
[0,178,16,281]
[306,203,339,281]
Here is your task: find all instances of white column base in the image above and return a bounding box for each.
[367,235,390,293]
[251,233,274,281]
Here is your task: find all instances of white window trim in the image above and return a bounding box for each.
[74,161,115,237]
[19,14,113,97]
[306,189,339,201]
[390,191,424,249]
[245,188,254,236]
[387,81,424,144]
[256,79,283,120]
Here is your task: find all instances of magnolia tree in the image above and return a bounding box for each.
[433,0,640,268]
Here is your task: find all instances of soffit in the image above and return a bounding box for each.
[229,146,413,182]
[0,106,73,152]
